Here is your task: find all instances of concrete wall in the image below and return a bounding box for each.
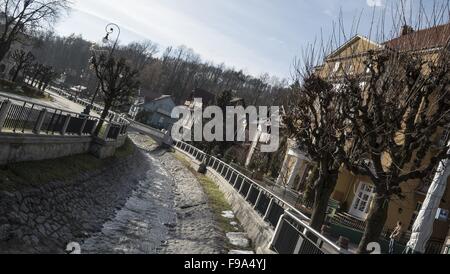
[0,133,128,165]
[0,149,145,253]
[89,135,127,159]
[207,168,276,254]
[0,133,92,165]
[175,149,276,254]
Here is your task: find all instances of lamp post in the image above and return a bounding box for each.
[83,23,121,115]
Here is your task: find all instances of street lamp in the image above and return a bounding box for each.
[102,23,121,57]
[83,23,121,116]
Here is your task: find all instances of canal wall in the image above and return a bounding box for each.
[175,151,275,254]
[0,148,146,254]
[0,133,128,166]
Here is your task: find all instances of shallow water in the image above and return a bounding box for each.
[81,153,177,254]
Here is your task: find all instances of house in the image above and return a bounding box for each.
[139,95,176,130]
[128,96,145,120]
[277,23,450,253]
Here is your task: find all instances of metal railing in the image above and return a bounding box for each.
[47,85,119,121]
[0,94,128,140]
[173,140,349,254]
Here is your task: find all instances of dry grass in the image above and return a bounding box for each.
[173,152,253,251]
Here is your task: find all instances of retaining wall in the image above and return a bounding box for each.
[175,150,275,254]
[0,133,128,165]
[0,133,92,166]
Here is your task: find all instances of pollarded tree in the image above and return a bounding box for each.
[10,49,34,82]
[283,72,347,231]
[90,53,140,136]
[342,44,450,253]
[37,65,56,91]
[0,0,71,62]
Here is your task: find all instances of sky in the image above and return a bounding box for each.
[55,0,436,79]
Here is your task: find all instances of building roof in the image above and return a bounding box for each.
[383,23,450,52]
[151,95,173,103]
[190,88,216,106]
[230,97,244,104]
[326,35,382,60]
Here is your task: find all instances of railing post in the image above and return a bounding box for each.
[79,117,88,136]
[264,198,275,220]
[91,119,98,135]
[254,191,263,210]
[245,184,254,200]
[225,168,231,180]
[60,114,71,135]
[233,174,240,187]
[103,123,112,140]
[239,178,246,193]
[33,108,47,134]
[0,100,12,132]
[269,214,286,251]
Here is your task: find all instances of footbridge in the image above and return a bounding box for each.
[126,120,172,146]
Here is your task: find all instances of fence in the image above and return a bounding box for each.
[173,140,349,254]
[47,85,118,121]
[0,94,128,141]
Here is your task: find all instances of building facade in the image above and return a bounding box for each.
[139,95,176,130]
[277,24,450,252]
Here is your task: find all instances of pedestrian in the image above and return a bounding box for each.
[389,221,402,254]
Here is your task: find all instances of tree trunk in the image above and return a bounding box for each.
[309,170,339,231]
[94,102,112,137]
[357,193,390,254]
[11,66,21,82]
[0,42,12,63]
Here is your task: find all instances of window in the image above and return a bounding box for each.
[408,202,423,231]
[333,62,341,73]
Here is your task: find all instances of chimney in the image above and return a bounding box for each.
[401,25,414,36]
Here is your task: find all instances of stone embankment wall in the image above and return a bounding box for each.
[0,148,146,254]
[0,133,127,165]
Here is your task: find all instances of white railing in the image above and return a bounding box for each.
[0,94,128,141]
[172,140,349,254]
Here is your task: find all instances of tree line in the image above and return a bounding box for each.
[29,33,290,106]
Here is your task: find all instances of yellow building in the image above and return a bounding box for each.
[278,24,450,253]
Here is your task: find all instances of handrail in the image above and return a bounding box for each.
[0,96,129,140]
[0,93,91,119]
[172,139,348,254]
[0,93,129,126]
[45,85,129,125]
[284,210,349,253]
[175,140,310,220]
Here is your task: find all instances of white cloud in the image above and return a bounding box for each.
[366,0,385,7]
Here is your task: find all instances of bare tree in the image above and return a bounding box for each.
[90,53,140,135]
[9,48,34,82]
[0,0,71,62]
[119,40,159,71]
[284,68,347,231]
[341,39,450,253]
